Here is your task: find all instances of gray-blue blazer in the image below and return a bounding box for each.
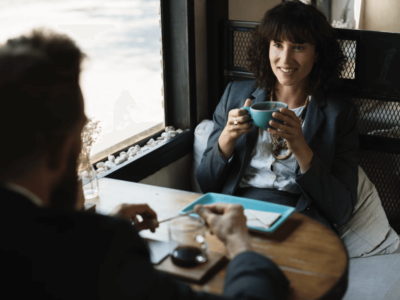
[196,80,359,229]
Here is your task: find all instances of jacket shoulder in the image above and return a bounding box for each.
[68,210,142,241]
[324,92,355,111]
[223,80,258,108]
[32,207,146,251]
[229,79,258,94]
[323,92,357,127]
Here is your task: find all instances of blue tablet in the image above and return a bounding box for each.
[179,193,295,233]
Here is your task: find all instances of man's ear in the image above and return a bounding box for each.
[47,133,74,172]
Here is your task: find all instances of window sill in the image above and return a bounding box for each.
[90,123,165,165]
[97,130,193,182]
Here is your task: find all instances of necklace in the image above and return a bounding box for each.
[270,91,309,160]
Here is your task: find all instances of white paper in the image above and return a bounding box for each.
[244,209,281,229]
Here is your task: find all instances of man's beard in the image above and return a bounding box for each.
[48,151,79,211]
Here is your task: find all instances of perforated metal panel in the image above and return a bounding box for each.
[340,40,356,79]
[331,94,400,233]
[351,98,400,135]
[233,30,252,69]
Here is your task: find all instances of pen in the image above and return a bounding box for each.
[157,210,195,224]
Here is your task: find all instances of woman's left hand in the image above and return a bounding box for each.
[267,107,306,152]
[268,107,314,173]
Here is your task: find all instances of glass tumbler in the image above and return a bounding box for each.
[80,165,99,199]
[168,215,209,267]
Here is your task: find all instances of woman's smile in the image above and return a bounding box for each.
[278,67,297,74]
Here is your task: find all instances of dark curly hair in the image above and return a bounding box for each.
[0,28,87,178]
[247,0,346,95]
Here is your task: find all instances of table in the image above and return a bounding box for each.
[86,178,348,300]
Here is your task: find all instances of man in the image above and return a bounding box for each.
[0,28,289,299]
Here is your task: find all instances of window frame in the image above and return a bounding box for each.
[96,0,197,182]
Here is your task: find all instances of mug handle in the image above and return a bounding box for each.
[240,106,253,119]
[240,106,252,121]
[240,106,251,114]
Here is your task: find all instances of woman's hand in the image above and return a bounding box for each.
[268,107,314,173]
[218,99,253,160]
[267,108,305,151]
[109,203,159,232]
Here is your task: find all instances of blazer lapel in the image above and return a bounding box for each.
[302,90,326,146]
[295,90,327,173]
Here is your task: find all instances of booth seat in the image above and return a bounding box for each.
[192,120,400,300]
[343,245,400,300]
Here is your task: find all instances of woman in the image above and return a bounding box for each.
[196,0,358,231]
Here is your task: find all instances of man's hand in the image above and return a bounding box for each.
[194,203,253,258]
[109,203,158,232]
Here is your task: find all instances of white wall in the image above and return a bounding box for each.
[331,0,400,33]
[363,0,400,33]
[229,0,281,21]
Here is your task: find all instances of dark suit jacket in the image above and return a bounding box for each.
[196,80,359,229]
[1,187,289,300]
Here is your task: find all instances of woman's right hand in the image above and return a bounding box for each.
[218,99,253,160]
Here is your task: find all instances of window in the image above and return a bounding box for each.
[0,0,196,182]
[0,0,164,163]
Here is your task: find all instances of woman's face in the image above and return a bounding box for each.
[269,39,316,89]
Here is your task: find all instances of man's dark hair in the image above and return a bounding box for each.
[247,0,346,95]
[0,28,86,178]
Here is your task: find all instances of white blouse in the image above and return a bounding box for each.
[238,105,306,194]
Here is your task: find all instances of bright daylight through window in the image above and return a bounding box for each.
[0,0,164,162]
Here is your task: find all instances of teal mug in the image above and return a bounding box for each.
[241,102,288,130]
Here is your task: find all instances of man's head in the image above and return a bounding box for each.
[0,28,87,210]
